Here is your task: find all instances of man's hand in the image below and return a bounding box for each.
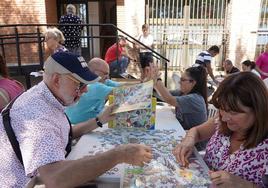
[118,144,152,166]
[98,104,116,124]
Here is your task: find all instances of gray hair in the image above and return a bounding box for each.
[224,59,233,65]
[44,27,65,44]
[66,4,76,14]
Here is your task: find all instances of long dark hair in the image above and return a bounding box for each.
[211,72,268,148]
[186,66,208,106]
[242,60,256,69]
[0,54,9,78]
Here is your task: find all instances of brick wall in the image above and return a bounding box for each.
[0,0,57,66]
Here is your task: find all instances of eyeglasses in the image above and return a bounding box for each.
[65,74,87,91]
[180,77,193,82]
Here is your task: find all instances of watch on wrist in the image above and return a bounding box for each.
[95,117,103,128]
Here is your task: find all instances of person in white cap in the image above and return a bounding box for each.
[0,52,152,187]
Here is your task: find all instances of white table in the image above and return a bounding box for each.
[67,103,208,187]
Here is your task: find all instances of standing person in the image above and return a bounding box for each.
[65,57,121,124]
[256,43,268,79]
[194,45,220,84]
[173,72,268,187]
[0,52,152,187]
[241,60,261,78]
[136,24,154,80]
[44,27,68,54]
[222,59,240,75]
[105,36,130,77]
[59,4,83,55]
[0,54,24,111]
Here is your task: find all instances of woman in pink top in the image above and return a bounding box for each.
[0,54,24,111]
[173,72,268,188]
[256,44,268,79]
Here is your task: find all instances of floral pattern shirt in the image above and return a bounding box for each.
[0,81,70,187]
[204,126,268,187]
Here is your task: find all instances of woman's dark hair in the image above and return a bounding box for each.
[185,66,208,107]
[0,54,9,78]
[211,72,268,148]
[242,60,256,69]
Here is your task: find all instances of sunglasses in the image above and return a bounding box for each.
[65,74,87,91]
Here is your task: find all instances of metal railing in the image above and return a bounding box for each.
[0,24,170,88]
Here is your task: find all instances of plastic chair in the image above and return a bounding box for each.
[207,103,218,118]
[263,78,268,89]
[172,72,180,90]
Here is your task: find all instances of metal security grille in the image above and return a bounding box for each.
[255,0,268,57]
[145,0,230,70]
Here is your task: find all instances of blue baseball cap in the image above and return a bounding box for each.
[44,52,100,84]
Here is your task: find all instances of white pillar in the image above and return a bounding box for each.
[228,0,262,65]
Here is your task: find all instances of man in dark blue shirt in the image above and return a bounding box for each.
[59,4,83,55]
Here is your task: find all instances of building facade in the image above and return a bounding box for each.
[0,0,267,70]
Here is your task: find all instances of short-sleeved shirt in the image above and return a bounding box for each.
[105,43,124,64]
[0,81,70,187]
[65,79,120,124]
[195,51,212,67]
[175,93,207,130]
[59,14,83,48]
[204,126,268,187]
[256,52,268,79]
[138,34,154,53]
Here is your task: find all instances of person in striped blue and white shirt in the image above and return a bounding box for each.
[194,45,220,84]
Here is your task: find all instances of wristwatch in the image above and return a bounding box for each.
[95,117,103,128]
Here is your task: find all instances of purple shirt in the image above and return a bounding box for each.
[256,52,268,79]
[204,126,268,187]
[0,81,70,187]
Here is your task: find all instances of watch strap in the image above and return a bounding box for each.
[95,117,103,128]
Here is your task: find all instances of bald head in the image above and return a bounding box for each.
[88,58,110,82]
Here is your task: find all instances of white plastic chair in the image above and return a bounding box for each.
[263,78,268,89]
[207,103,218,118]
[172,72,180,90]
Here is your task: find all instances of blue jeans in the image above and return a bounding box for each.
[109,56,129,75]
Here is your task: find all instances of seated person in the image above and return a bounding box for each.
[0,52,152,187]
[263,165,268,187]
[241,60,261,78]
[44,27,68,54]
[105,36,130,76]
[0,54,24,111]
[173,72,268,187]
[149,65,208,150]
[222,59,240,75]
[65,57,120,124]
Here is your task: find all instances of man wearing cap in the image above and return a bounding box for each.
[65,57,121,124]
[0,52,152,187]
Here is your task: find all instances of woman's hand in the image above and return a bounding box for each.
[209,170,256,188]
[172,135,195,167]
